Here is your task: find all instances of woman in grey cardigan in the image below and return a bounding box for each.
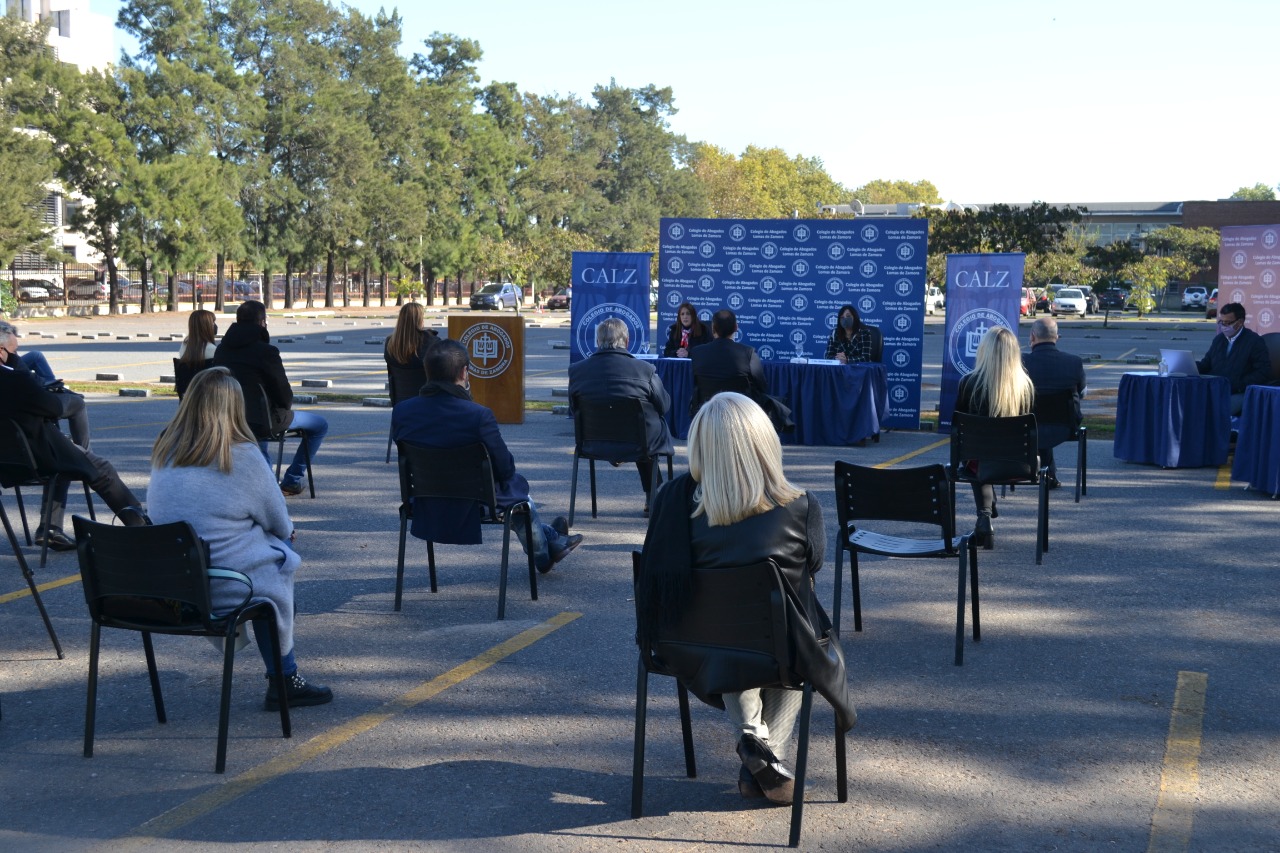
[149,367,332,710]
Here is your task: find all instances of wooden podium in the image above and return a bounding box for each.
[448,313,525,424]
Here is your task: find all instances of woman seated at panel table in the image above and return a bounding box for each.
[824,304,876,364]
[662,302,710,358]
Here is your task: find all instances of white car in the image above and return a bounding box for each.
[1181,285,1208,310]
[926,286,945,315]
[1051,288,1087,317]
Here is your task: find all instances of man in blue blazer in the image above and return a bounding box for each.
[392,340,582,572]
[1196,302,1272,416]
[1023,317,1086,488]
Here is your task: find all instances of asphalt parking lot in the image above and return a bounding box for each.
[1,307,1276,852]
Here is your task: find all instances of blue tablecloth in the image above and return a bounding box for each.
[1231,385,1280,496]
[1113,373,1231,468]
[653,358,887,446]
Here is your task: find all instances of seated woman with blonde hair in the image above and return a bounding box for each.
[636,392,856,805]
[148,367,332,710]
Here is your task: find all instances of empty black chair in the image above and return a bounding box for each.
[947,412,1050,565]
[394,441,537,620]
[833,462,977,666]
[0,417,95,567]
[72,516,291,774]
[866,324,884,363]
[0,484,63,658]
[1262,332,1280,383]
[568,396,673,526]
[173,357,213,400]
[1032,388,1087,503]
[630,552,848,848]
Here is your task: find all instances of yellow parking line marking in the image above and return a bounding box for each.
[1214,459,1233,491]
[119,611,581,842]
[0,573,81,604]
[875,438,949,468]
[1146,671,1208,853]
[1089,347,1136,369]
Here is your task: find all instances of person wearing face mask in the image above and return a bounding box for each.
[1196,302,1271,416]
[824,305,875,364]
[662,302,710,358]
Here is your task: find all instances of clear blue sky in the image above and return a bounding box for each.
[96,0,1277,205]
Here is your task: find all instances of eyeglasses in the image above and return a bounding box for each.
[1218,316,1241,329]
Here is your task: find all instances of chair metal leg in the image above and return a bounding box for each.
[969,541,981,643]
[676,682,696,778]
[589,459,598,519]
[215,624,237,773]
[666,454,673,481]
[497,517,512,620]
[630,655,649,819]
[83,622,101,758]
[2,502,62,658]
[386,422,394,464]
[142,631,166,722]
[831,546,845,634]
[302,433,315,499]
[394,510,409,611]
[15,485,32,545]
[38,476,58,568]
[568,452,580,528]
[82,482,96,520]
[850,550,863,632]
[954,542,968,666]
[275,436,286,480]
[524,509,538,602]
[266,618,292,740]
[426,540,438,593]
[788,686,814,848]
[835,717,848,803]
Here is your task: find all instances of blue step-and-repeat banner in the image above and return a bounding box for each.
[568,252,653,363]
[657,217,928,428]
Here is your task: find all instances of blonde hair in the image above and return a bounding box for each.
[968,326,1034,417]
[387,302,425,364]
[687,393,802,526]
[179,309,217,366]
[151,367,257,473]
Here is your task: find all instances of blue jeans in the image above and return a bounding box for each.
[258,410,328,486]
[508,499,569,572]
[21,351,56,384]
[252,618,297,676]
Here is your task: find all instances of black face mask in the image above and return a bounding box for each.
[840,316,854,330]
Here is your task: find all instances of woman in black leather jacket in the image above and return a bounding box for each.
[637,392,855,806]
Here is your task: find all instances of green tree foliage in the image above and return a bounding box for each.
[0,17,59,268]
[922,202,1086,255]
[1141,225,1220,279]
[1229,182,1277,201]
[689,144,846,219]
[854,178,942,205]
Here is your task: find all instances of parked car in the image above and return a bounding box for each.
[1099,288,1129,311]
[650,286,659,312]
[68,279,108,300]
[1181,285,1208,310]
[925,285,945,315]
[1076,285,1100,314]
[1205,288,1218,319]
[17,281,50,301]
[469,281,521,311]
[1019,287,1037,317]
[545,287,571,310]
[1051,287,1087,317]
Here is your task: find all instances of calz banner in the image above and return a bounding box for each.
[569,252,652,363]
[938,253,1026,431]
[1218,224,1280,334]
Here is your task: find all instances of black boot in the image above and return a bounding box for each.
[975,511,994,548]
[736,733,795,805]
[264,671,333,711]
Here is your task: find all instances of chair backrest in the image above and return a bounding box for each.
[1031,388,1079,449]
[866,325,884,362]
[396,441,499,516]
[386,360,427,405]
[949,412,1041,484]
[173,357,213,400]
[72,516,221,633]
[692,372,754,417]
[571,395,650,462]
[0,418,39,489]
[834,461,955,541]
[1262,332,1280,383]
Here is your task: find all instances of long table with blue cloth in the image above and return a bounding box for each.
[1231,384,1280,497]
[1113,372,1231,468]
[651,357,888,446]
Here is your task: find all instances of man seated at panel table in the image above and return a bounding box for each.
[1196,302,1271,416]
[1023,317,1086,489]
[567,318,674,514]
[689,309,791,432]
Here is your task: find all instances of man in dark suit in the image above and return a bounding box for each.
[689,309,769,415]
[1023,317,1086,488]
[1197,302,1272,416]
[214,300,328,496]
[567,318,673,507]
[0,326,147,550]
[392,340,582,572]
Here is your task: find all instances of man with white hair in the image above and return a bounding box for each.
[1023,317,1085,489]
[567,318,673,514]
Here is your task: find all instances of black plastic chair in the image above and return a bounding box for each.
[72,516,292,774]
[0,418,95,567]
[833,462,978,666]
[394,441,537,620]
[568,396,673,526]
[866,324,884,363]
[948,412,1050,565]
[384,365,423,463]
[1032,389,1088,503]
[1262,332,1280,383]
[173,357,213,400]
[0,485,63,658]
[231,379,315,499]
[630,552,848,849]
[689,373,753,417]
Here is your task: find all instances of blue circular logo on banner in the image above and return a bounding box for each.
[698,241,715,258]
[760,276,778,293]
[698,275,715,292]
[1264,230,1277,249]
[759,311,777,328]
[894,313,911,332]
[828,243,845,260]
[826,314,838,329]
[895,278,913,296]
[897,243,915,261]
[861,224,879,242]
[668,222,684,239]
[948,308,1009,375]
[791,294,808,311]
[666,290,682,307]
[728,258,746,276]
[667,257,684,274]
[1232,251,1247,269]
[728,292,745,310]
[1262,269,1276,288]
[793,225,810,242]
[761,241,779,259]
[892,349,910,367]
[759,345,776,360]
[576,303,646,356]
[826,277,844,295]
[792,260,809,277]
[730,224,747,242]
[860,260,877,278]
[891,384,909,403]
[858,295,876,314]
